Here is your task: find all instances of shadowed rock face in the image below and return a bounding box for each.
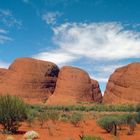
[103,62,140,104]
[46,66,102,105]
[0,58,59,103]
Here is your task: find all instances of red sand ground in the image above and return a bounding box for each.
[1,119,140,140]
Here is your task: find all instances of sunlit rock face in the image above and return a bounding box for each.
[46,66,102,105]
[0,58,59,103]
[103,62,140,104]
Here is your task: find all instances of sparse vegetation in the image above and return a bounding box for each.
[135,111,140,123]
[0,95,27,133]
[26,109,38,127]
[37,111,49,128]
[80,135,104,140]
[0,99,139,138]
[97,114,137,136]
[97,115,118,135]
[44,104,138,112]
[59,113,71,122]
[47,110,60,123]
[70,112,83,127]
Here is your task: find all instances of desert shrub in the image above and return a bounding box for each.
[97,114,137,136]
[24,130,39,140]
[47,110,59,123]
[127,119,136,135]
[97,116,118,135]
[135,111,140,123]
[80,135,104,140]
[37,111,49,128]
[0,95,27,133]
[29,104,45,112]
[70,112,83,127]
[135,103,140,112]
[59,113,71,122]
[44,104,136,112]
[26,109,38,127]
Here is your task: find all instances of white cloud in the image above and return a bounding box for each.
[52,22,140,60]
[33,22,140,91]
[0,61,9,68]
[34,22,140,64]
[0,29,12,44]
[34,50,76,65]
[90,64,126,83]
[96,64,124,74]
[0,29,7,34]
[0,35,12,44]
[0,9,22,28]
[91,75,108,83]
[42,11,62,25]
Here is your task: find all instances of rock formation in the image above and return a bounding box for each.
[103,62,140,104]
[46,66,102,105]
[0,58,59,103]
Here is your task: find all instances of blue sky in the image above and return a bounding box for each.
[0,0,140,93]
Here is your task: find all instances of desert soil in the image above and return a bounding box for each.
[0,119,140,140]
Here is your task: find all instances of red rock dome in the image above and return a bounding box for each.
[0,58,59,103]
[103,62,140,104]
[47,66,102,105]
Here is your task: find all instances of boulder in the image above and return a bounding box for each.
[46,66,102,105]
[0,58,59,103]
[103,62,140,104]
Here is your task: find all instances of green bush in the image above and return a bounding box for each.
[127,119,136,135]
[37,111,49,128]
[0,95,27,133]
[44,104,136,112]
[70,112,83,126]
[80,135,104,140]
[59,113,71,122]
[47,110,59,123]
[135,111,140,123]
[28,104,45,112]
[26,109,38,127]
[97,114,137,136]
[97,116,118,135]
[135,104,140,112]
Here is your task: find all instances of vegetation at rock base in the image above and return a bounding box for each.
[26,109,38,127]
[44,103,139,112]
[70,112,83,127]
[37,111,49,128]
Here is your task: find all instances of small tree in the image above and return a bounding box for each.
[0,95,27,133]
[97,116,118,136]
